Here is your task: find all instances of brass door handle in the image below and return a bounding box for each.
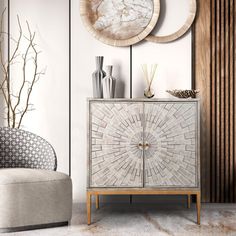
[138,143,143,150]
[138,142,150,150]
[144,142,150,150]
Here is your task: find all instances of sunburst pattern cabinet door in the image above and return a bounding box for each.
[143,102,199,188]
[89,102,144,188]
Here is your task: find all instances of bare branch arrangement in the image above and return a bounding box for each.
[0,9,45,128]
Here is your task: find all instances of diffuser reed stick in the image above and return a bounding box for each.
[141,64,158,87]
[141,64,158,98]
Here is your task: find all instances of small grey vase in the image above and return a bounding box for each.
[92,56,106,98]
[102,65,116,99]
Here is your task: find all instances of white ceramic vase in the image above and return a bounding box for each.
[92,56,106,98]
[102,66,116,99]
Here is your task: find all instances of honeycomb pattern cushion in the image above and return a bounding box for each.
[0,127,56,170]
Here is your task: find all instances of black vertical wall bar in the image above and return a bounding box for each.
[191,28,196,90]
[129,45,133,203]
[129,45,132,98]
[69,0,71,177]
[7,0,10,124]
[7,0,10,63]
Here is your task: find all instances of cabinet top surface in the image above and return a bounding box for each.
[87,98,200,102]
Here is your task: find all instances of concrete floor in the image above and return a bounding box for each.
[2,200,236,236]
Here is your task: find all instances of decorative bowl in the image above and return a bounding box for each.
[166,89,199,98]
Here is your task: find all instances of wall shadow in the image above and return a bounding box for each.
[151,0,166,35]
[114,64,125,98]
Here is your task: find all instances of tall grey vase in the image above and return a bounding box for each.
[102,65,116,99]
[92,56,106,98]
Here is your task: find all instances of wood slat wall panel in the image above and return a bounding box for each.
[195,0,235,202]
[229,0,235,202]
[229,0,234,203]
[194,0,211,203]
[216,0,221,203]
[231,0,235,202]
[211,0,216,203]
[220,0,225,203]
[225,0,229,203]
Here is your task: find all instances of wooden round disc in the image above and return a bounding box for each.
[80,0,160,47]
[145,0,197,43]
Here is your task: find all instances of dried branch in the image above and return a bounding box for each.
[0,10,45,128]
[12,24,34,127]
[17,21,39,128]
[6,15,22,126]
[8,15,22,64]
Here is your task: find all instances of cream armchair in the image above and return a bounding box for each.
[0,127,72,232]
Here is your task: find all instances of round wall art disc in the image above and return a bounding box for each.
[80,0,160,47]
[145,0,197,43]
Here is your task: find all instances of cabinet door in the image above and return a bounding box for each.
[89,102,144,188]
[144,102,199,188]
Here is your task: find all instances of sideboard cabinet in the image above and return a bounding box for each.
[87,99,200,224]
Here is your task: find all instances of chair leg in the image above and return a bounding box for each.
[87,192,91,225]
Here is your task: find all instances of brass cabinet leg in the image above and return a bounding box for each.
[87,192,91,225]
[96,194,99,209]
[196,192,201,225]
[187,194,191,209]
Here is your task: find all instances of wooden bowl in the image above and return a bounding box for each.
[166,89,199,98]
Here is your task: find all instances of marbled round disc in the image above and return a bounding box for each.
[80,0,160,47]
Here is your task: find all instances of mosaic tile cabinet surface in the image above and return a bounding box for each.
[88,99,200,188]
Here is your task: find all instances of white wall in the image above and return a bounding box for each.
[10,0,69,174]
[132,0,192,97]
[6,0,192,203]
[72,0,192,202]
[132,32,192,98]
[71,0,131,203]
